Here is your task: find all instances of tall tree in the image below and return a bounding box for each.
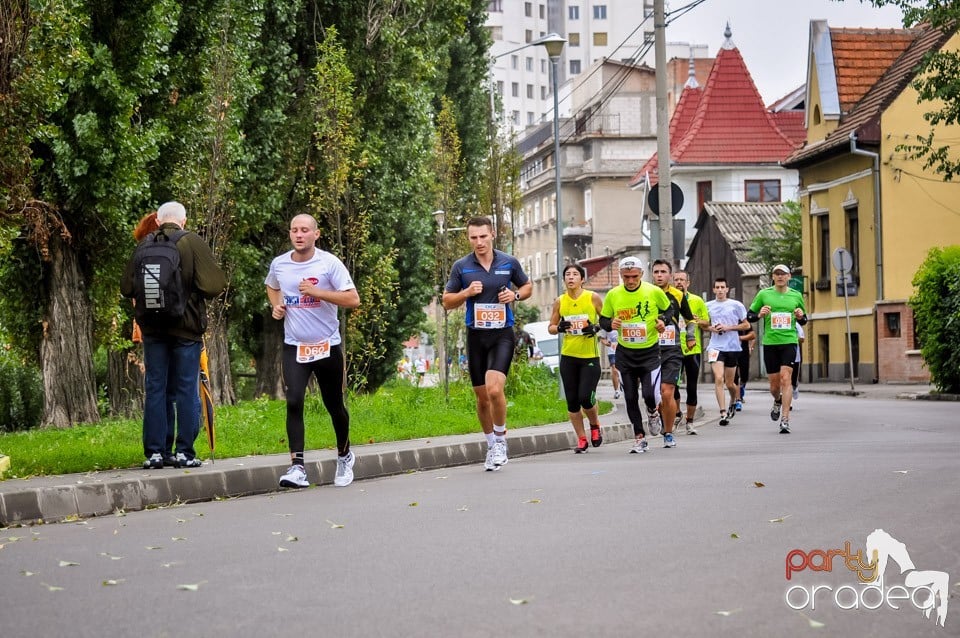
[747,201,803,275]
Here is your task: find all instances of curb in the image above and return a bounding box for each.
[0,423,634,527]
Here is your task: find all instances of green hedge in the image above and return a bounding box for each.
[0,349,43,431]
[910,245,960,393]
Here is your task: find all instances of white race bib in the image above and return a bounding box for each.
[770,312,792,330]
[706,348,720,363]
[296,340,331,363]
[474,303,507,329]
[565,313,590,335]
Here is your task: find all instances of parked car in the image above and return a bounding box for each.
[522,321,559,372]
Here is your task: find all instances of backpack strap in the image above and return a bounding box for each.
[155,228,188,243]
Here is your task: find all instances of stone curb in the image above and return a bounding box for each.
[0,423,634,527]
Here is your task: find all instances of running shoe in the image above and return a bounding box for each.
[719,411,729,426]
[663,432,676,448]
[575,436,589,453]
[279,464,309,488]
[629,437,648,454]
[647,410,662,437]
[673,413,683,431]
[590,425,603,447]
[793,387,799,401]
[174,452,202,468]
[734,399,742,412]
[779,419,791,434]
[143,453,163,470]
[334,450,355,487]
[492,440,508,466]
[726,405,736,421]
[613,390,621,399]
[770,399,782,422]
[484,447,497,471]
[685,419,697,435]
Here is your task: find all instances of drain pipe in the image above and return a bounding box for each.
[849,132,883,300]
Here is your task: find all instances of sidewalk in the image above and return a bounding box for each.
[0,381,949,527]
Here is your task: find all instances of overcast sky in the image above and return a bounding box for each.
[663,0,905,103]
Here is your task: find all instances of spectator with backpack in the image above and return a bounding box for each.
[121,201,225,469]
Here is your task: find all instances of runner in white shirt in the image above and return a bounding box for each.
[704,278,749,426]
[266,214,360,489]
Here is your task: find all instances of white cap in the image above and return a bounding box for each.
[619,256,642,270]
[772,264,791,274]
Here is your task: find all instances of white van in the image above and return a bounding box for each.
[523,320,559,372]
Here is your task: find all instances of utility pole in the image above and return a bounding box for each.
[653,0,673,262]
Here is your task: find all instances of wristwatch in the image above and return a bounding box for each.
[514,291,521,301]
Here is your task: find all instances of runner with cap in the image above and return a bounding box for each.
[747,264,808,434]
[599,257,672,454]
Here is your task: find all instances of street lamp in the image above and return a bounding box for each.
[535,33,566,296]
[432,209,450,402]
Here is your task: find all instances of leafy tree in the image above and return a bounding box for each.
[746,201,803,274]
[859,1,960,179]
[909,245,960,393]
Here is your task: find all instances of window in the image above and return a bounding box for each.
[511,110,520,125]
[488,26,503,41]
[525,29,533,43]
[496,80,504,96]
[487,0,502,12]
[818,334,830,380]
[568,33,580,47]
[511,82,519,97]
[541,85,547,100]
[884,312,901,338]
[845,206,860,282]
[584,189,593,221]
[527,111,535,125]
[593,5,607,19]
[593,32,608,46]
[745,179,781,202]
[569,59,582,74]
[696,181,712,214]
[511,55,518,70]
[848,332,860,380]
[525,56,533,71]
[541,59,546,73]
[569,5,580,19]
[524,2,532,17]
[534,201,541,224]
[526,84,534,99]
[818,215,830,285]
[550,193,557,219]
[535,252,542,279]
[539,4,545,19]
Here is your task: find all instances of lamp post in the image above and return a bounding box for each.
[432,209,449,402]
[535,33,567,296]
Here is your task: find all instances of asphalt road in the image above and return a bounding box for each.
[1,393,957,638]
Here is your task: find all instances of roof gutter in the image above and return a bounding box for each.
[849,132,883,300]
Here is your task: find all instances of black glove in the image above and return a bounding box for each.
[581,322,600,336]
[557,320,571,333]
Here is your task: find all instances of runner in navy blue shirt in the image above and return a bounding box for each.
[443,216,532,471]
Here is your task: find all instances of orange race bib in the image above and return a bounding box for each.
[565,313,590,335]
[474,303,507,329]
[770,312,792,330]
[621,321,647,344]
[297,340,331,363]
[659,325,677,346]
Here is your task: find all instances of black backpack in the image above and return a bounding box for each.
[131,228,189,327]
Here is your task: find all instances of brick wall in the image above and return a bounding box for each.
[876,301,929,383]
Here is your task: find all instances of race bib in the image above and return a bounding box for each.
[659,325,677,346]
[770,312,792,330]
[706,348,720,363]
[565,313,589,335]
[296,340,331,363]
[474,303,507,329]
[621,321,647,344]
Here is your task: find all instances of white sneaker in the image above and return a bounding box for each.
[792,388,799,401]
[484,446,498,471]
[279,464,309,488]
[334,451,355,487]
[492,440,508,466]
[629,437,648,454]
[613,390,621,399]
[647,410,662,437]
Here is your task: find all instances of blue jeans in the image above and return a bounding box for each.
[142,335,202,459]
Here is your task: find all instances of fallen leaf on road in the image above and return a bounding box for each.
[893,470,909,474]
[509,598,530,605]
[408,502,418,507]
[715,609,741,617]
[457,506,469,512]
[730,533,740,539]
[769,515,791,523]
[273,513,293,518]
[21,570,34,577]
[145,546,163,550]
[285,535,298,542]
[525,499,541,504]
[436,476,448,480]
[58,560,79,567]
[326,520,344,529]
[272,531,281,536]
[41,583,63,592]
[177,583,203,591]
[798,612,824,628]
[102,579,124,586]
[278,547,289,552]
[754,481,765,488]
[171,537,186,542]
[99,552,123,560]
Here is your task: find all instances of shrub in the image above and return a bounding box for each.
[0,348,44,431]
[909,246,960,393]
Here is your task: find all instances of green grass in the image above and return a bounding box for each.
[0,374,610,478]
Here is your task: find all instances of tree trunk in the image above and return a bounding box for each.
[107,347,144,417]
[205,300,235,405]
[40,234,99,427]
[254,310,284,399]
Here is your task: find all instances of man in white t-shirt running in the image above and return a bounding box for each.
[704,278,749,426]
[266,214,360,489]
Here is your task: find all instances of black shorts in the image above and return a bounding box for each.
[764,343,798,373]
[660,347,683,385]
[466,327,517,387]
[708,349,740,368]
